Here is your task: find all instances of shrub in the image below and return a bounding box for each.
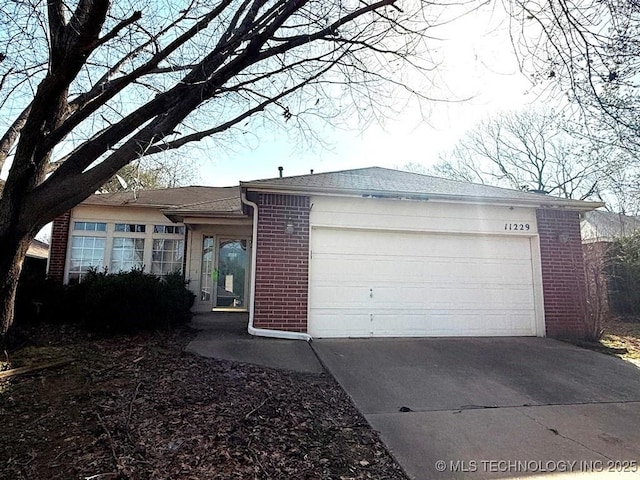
[606,231,640,317]
[14,257,68,328]
[61,268,195,333]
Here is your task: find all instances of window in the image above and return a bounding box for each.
[68,236,105,282]
[74,221,106,231]
[114,223,146,233]
[154,225,185,234]
[152,239,184,275]
[111,238,145,272]
[67,219,186,282]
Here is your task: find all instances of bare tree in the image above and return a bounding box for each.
[101,155,198,192]
[507,1,640,155]
[0,1,482,334]
[432,109,604,199]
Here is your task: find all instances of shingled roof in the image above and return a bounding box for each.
[241,167,602,210]
[82,186,243,214]
[79,167,602,215]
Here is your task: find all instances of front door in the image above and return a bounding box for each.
[215,239,247,308]
[199,235,249,310]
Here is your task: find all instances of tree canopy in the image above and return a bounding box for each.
[433,109,605,199]
[508,0,640,154]
[100,156,197,193]
[0,0,477,333]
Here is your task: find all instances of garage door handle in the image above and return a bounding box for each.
[369,289,373,298]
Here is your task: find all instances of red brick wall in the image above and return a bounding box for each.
[254,194,309,332]
[47,212,71,282]
[537,209,589,338]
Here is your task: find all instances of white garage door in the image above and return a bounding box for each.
[308,228,537,337]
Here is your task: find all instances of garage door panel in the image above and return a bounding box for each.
[369,312,535,337]
[315,231,531,259]
[315,254,533,285]
[311,285,373,306]
[311,311,372,338]
[309,228,538,338]
[313,255,399,280]
[339,285,534,308]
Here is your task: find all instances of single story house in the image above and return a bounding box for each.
[48,167,601,339]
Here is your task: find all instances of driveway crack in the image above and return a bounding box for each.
[518,409,612,460]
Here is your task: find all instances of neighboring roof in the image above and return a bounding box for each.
[581,210,640,243]
[27,239,49,259]
[82,186,243,214]
[242,167,603,210]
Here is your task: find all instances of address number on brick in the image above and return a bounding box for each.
[505,223,530,231]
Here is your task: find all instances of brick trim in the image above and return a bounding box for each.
[253,194,310,332]
[48,212,71,283]
[537,209,589,338]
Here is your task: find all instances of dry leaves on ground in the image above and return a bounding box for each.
[601,317,640,361]
[0,325,407,480]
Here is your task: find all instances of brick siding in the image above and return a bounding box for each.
[253,194,309,332]
[537,209,589,337]
[47,212,71,282]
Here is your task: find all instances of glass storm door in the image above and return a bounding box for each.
[200,236,215,302]
[216,239,247,308]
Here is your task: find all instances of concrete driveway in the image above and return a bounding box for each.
[312,337,640,479]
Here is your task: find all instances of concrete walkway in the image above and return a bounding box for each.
[185,313,323,373]
[313,337,640,480]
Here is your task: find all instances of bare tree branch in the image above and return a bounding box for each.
[433,108,606,199]
[0,0,482,332]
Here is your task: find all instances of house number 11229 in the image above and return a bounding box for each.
[505,223,530,231]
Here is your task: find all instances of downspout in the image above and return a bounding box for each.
[241,191,312,341]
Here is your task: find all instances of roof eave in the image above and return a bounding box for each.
[162,210,247,222]
[240,183,604,211]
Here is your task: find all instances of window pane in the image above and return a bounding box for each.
[115,223,146,233]
[110,237,145,272]
[73,221,106,231]
[153,225,185,234]
[68,236,105,282]
[152,239,183,275]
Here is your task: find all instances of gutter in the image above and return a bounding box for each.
[239,182,604,212]
[241,191,312,342]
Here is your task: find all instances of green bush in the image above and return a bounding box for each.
[606,231,640,316]
[61,268,195,333]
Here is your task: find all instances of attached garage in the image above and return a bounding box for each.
[307,196,544,338]
[309,228,537,337]
[243,167,601,339]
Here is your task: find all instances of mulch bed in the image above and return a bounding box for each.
[0,325,407,480]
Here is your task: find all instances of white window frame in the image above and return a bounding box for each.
[65,219,186,282]
[66,221,108,283]
[110,237,146,273]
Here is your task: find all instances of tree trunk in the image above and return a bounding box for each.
[0,229,31,336]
